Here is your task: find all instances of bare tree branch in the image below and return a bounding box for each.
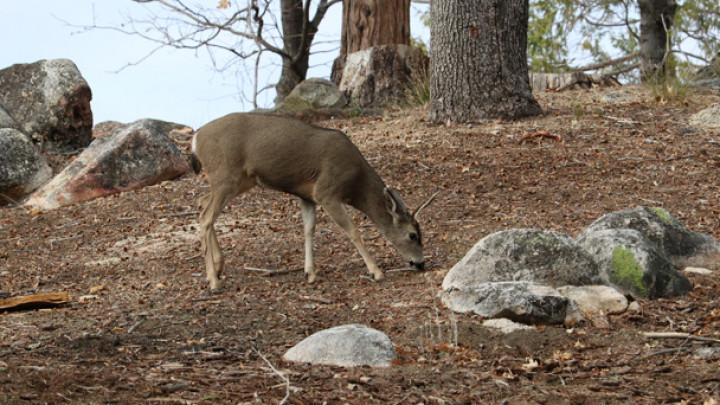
[70,0,341,107]
[577,52,640,72]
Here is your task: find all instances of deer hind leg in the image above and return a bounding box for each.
[320,200,384,281]
[300,199,318,283]
[198,183,245,291]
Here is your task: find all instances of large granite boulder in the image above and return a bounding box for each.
[0,59,93,152]
[25,119,191,210]
[443,229,602,291]
[283,324,397,367]
[0,103,18,130]
[579,206,720,269]
[577,228,691,299]
[0,128,52,204]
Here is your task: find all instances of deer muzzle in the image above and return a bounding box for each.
[410,260,425,271]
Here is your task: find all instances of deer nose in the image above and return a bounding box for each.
[410,261,425,271]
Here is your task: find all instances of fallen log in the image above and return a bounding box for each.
[0,292,70,312]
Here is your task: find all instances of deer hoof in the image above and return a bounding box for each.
[372,272,385,282]
[208,279,223,293]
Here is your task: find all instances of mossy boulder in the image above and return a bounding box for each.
[579,206,720,269]
[577,229,691,298]
[277,78,348,111]
[443,229,602,291]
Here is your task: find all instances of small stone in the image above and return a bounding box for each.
[482,318,534,333]
[557,285,628,316]
[694,347,720,359]
[683,266,713,276]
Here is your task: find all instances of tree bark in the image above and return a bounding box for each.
[339,0,411,55]
[638,0,677,81]
[275,0,313,105]
[429,0,541,123]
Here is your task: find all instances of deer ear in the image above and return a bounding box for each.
[383,187,405,221]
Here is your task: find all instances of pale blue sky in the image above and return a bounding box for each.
[0,1,429,129]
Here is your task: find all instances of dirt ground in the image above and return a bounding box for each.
[2,86,720,404]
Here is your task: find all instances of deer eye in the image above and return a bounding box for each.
[409,232,418,242]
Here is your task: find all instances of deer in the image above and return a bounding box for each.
[190,112,436,291]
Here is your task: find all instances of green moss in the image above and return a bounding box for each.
[650,207,673,224]
[610,247,647,297]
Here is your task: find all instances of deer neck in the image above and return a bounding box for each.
[351,175,394,232]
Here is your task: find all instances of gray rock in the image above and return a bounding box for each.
[689,106,720,130]
[442,229,602,291]
[693,78,720,89]
[442,282,574,325]
[579,206,720,270]
[283,324,397,367]
[0,103,18,130]
[683,266,713,276]
[332,45,429,108]
[577,229,691,299]
[25,119,190,210]
[277,78,348,111]
[601,92,633,103]
[0,128,52,204]
[694,347,720,360]
[482,318,535,333]
[0,59,93,152]
[556,285,628,316]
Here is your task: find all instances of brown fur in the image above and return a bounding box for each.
[193,113,429,290]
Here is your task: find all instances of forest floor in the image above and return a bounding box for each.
[1,85,720,404]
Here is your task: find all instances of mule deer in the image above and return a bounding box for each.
[191,113,435,291]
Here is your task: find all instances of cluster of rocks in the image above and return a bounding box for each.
[0,59,192,208]
[282,207,719,368]
[441,206,719,327]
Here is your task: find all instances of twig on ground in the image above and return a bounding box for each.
[127,320,143,334]
[243,267,303,277]
[253,348,290,405]
[159,211,199,218]
[643,347,694,358]
[644,332,720,344]
[386,267,416,273]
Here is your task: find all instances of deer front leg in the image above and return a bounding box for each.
[321,201,384,281]
[300,199,317,283]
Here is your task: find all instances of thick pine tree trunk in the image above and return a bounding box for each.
[638,0,677,80]
[331,0,414,106]
[339,0,410,55]
[429,0,541,123]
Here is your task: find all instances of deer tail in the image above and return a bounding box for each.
[190,133,202,174]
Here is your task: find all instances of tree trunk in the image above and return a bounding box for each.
[340,0,410,55]
[429,0,541,123]
[275,0,319,105]
[638,0,677,81]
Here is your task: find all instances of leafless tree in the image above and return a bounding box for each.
[78,0,341,108]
